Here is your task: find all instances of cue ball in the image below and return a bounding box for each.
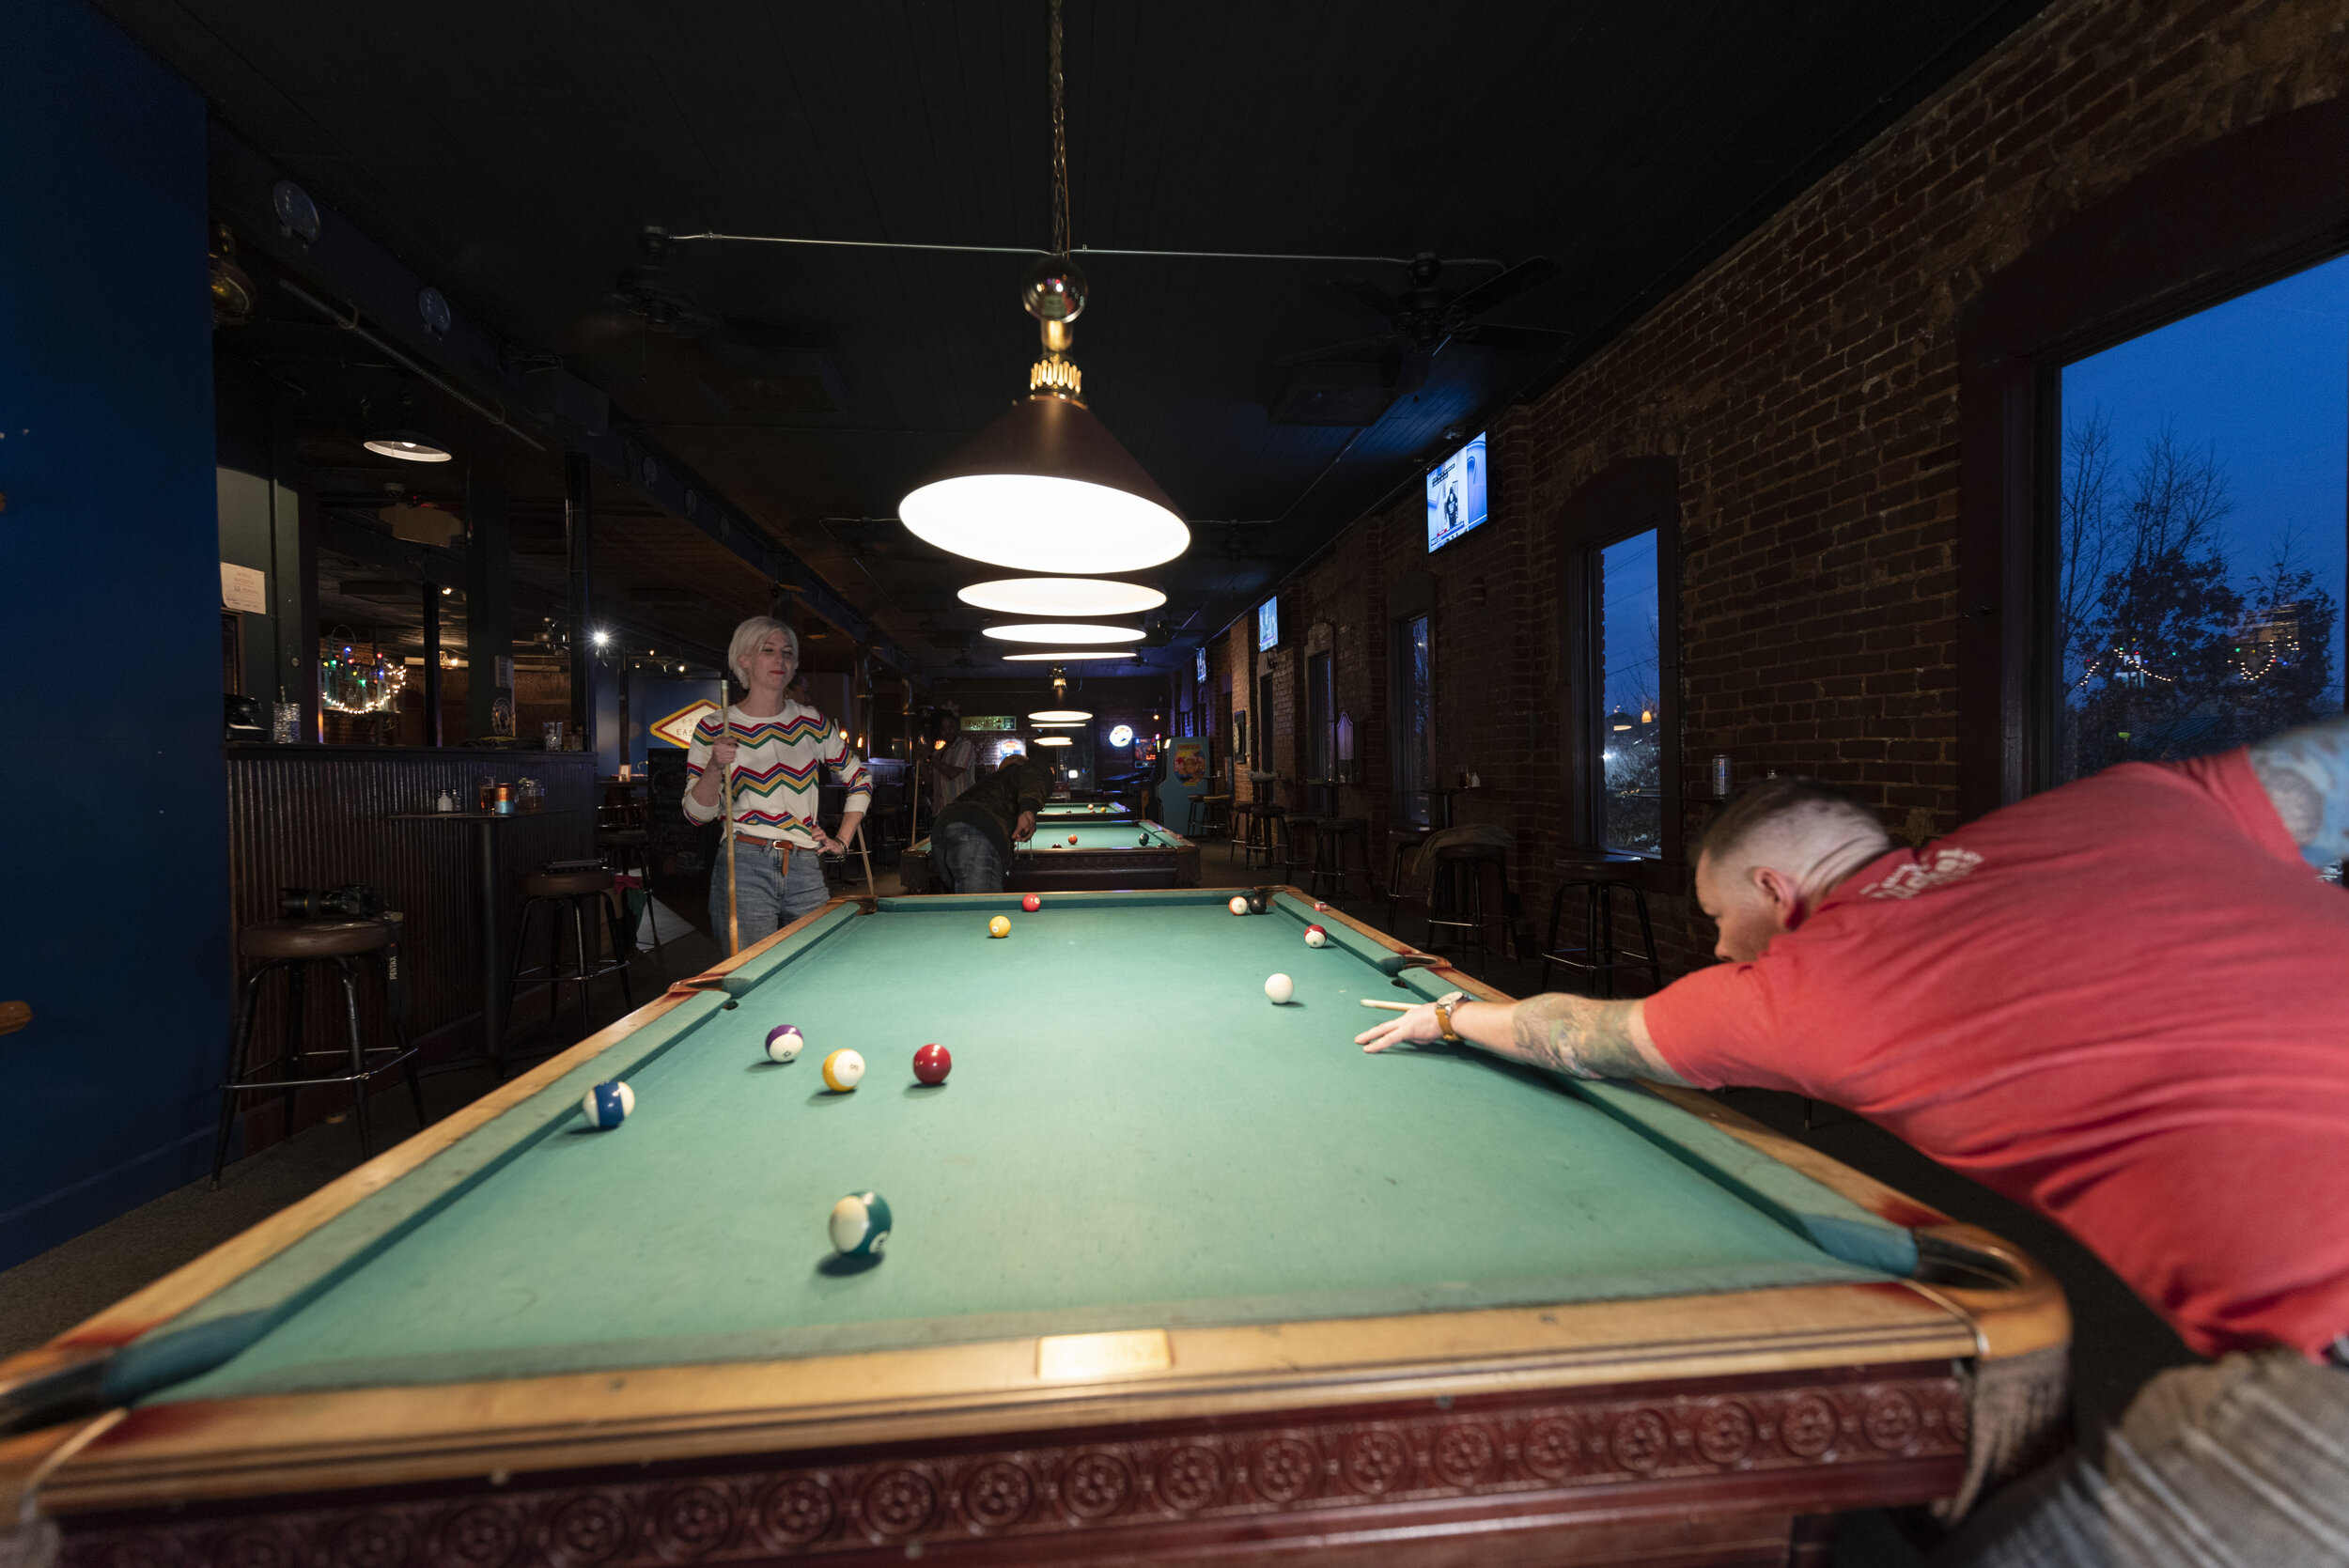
[912,1043,952,1085]
[765,1024,804,1063]
[1264,973,1295,1005]
[1304,924,1328,948]
[988,914,1012,938]
[821,1048,865,1092]
[1229,895,1251,916]
[829,1190,892,1258]
[1021,893,1041,912]
[581,1079,634,1128]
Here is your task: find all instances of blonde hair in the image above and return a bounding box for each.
[725,616,799,689]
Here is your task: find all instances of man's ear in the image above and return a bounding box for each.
[1748,864,1808,932]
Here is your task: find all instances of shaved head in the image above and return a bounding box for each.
[1694,777,1891,961]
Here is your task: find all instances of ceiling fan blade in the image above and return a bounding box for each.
[1448,322,1574,351]
[1396,343,1434,393]
[1323,277,1406,322]
[1272,333,1400,368]
[1446,256,1562,319]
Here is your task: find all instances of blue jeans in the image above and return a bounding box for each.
[933,821,1006,893]
[708,836,831,950]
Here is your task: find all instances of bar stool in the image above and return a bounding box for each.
[1226,800,1257,862]
[1280,813,1326,887]
[1544,853,1664,998]
[506,866,637,1039]
[1385,829,1433,933]
[596,828,667,986]
[1308,817,1373,901]
[1423,844,1512,978]
[1241,803,1287,872]
[210,918,425,1186]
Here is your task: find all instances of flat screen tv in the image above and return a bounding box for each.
[1426,432,1488,551]
[1256,597,1280,652]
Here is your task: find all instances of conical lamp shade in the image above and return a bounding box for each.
[900,396,1190,573]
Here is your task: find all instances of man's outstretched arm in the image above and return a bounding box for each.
[2248,715,2349,868]
[1356,992,1688,1085]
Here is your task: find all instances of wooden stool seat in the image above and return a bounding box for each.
[239,919,389,960]
[525,867,616,899]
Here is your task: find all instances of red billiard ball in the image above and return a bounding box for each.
[912,1044,952,1085]
[1021,893,1042,912]
[1066,834,1079,845]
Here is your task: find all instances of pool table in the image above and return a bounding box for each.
[0,889,2066,1568]
[898,820,1198,893]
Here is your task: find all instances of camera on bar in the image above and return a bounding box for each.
[280,884,386,920]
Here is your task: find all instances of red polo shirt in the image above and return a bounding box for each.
[1645,751,2349,1359]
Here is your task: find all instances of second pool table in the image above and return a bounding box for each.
[898,818,1198,893]
[0,889,2065,1567]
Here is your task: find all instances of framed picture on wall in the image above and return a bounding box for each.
[1231,709,1250,768]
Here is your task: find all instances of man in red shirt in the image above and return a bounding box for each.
[1358,719,2349,1566]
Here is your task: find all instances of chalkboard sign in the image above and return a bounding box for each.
[646,747,716,885]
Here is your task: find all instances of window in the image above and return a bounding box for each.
[2049,256,2347,784]
[1306,650,1333,780]
[1391,614,1432,825]
[1596,531,1662,855]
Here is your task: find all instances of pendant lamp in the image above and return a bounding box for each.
[897,0,1189,575]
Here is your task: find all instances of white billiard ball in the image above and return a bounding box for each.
[1265,973,1295,1005]
[1229,895,1251,916]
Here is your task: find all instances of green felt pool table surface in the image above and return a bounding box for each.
[1017,821,1178,851]
[105,890,1910,1409]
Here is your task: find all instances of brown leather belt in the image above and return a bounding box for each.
[732,834,811,854]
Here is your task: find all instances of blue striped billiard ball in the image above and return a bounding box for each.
[582,1080,634,1129]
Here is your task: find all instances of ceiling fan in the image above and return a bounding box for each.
[584,227,848,413]
[1277,253,1568,392]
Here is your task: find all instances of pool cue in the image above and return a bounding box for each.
[852,819,878,901]
[1359,999,1415,1011]
[720,697,739,956]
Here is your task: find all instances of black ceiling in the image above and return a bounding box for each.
[104,0,2047,673]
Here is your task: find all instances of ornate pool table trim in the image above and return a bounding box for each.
[54,1367,1971,1567]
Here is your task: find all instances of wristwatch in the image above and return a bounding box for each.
[1432,989,1469,1044]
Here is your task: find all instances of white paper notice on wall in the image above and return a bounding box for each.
[220,562,268,614]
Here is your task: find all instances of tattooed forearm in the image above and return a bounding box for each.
[2249,715,2349,867]
[1506,995,1684,1084]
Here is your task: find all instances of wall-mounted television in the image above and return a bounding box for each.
[1256,597,1281,652]
[1426,432,1488,551]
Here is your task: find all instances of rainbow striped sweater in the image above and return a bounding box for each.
[682,702,872,846]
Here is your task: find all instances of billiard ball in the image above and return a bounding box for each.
[1304,924,1328,948]
[1247,894,1269,915]
[988,914,1012,938]
[1021,893,1041,912]
[1229,895,1251,916]
[765,1024,804,1063]
[821,1048,865,1092]
[1264,973,1295,1005]
[1067,834,1079,846]
[829,1191,892,1257]
[581,1079,634,1128]
[912,1043,952,1085]
[1137,835,1149,847]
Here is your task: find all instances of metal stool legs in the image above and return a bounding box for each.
[1542,879,1664,998]
[506,892,640,1042]
[210,951,424,1188]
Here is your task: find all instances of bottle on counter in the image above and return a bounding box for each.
[493,784,515,816]
[436,789,455,813]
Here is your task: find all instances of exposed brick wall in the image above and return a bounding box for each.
[1227,0,2349,985]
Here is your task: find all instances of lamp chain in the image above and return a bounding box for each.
[1049,0,1070,257]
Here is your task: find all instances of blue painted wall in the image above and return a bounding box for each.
[0,0,225,1266]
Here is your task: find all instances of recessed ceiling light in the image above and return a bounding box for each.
[957,578,1166,616]
[982,623,1140,644]
[1003,649,1134,660]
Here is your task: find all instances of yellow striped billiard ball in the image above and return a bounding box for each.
[821,1048,865,1092]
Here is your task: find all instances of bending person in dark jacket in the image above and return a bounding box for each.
[929,754,1055,893]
